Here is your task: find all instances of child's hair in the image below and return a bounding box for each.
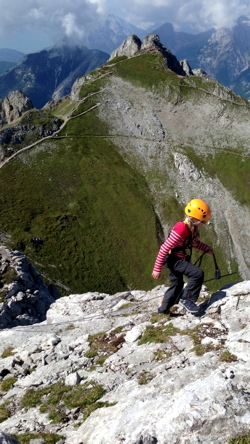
[184,215,193,229]
[184,216,200,240]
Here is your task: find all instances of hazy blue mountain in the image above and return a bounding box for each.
[151,22,214,68]
[0,45,109,108]
[0,61,16,75]
[88,14,146,54]
[0,48,25,62]
[0,48,25,75]
[151,16,250,98]
[230,65,250,98]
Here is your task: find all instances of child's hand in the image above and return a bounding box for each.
[152,271,161,279]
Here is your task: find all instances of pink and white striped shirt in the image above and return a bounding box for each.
[153,221,211,273]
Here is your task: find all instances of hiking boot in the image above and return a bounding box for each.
[179,298,199,313]
[157,307,170,315]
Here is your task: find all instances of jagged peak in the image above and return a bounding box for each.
[109,33,187,76]
[0,90,34,125]
[180,59,194,76]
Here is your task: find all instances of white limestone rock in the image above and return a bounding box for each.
[125,322,150,343]
[1,281,250,443]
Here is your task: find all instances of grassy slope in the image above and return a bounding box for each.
[0,110,162,294]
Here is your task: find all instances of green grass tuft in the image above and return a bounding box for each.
[138,370,154,385]
[1,347,14,358]
[11,433,63,444]
[138,323,180,345]
[0,403,10,423]
[229,432,250,443]
[21,380,110,424]
[1,377,17,391]
[220,350,238,362]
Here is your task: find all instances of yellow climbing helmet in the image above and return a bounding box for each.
[185,198,211,221]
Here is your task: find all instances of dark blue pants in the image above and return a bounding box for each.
[159,255,204,313]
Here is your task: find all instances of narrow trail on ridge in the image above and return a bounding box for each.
[0,102,101,170]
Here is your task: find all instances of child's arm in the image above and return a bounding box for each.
[152,223,188,278]
[194,240,213,254]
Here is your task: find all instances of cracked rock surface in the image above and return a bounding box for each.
[0,272,250,443]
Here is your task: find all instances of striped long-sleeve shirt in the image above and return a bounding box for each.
[153,221,211,273]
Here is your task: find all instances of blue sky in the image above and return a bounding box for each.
[0,0,250,54]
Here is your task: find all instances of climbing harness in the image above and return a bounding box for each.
[167,220,197,262]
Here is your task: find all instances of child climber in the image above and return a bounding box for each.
[152,198,213,314]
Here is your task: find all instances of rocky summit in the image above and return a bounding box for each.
[0,249,250,443]
[0,91,33,127]
[109,34,187,77]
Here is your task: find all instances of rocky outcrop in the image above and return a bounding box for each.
[0,278,250,443]
[192,68,210,77]
[174,153,202,181]
[0,90,33,126]
[0,246,59,328]
[180,59,194,76]
[108,34,142,59]
[109,34,187,76]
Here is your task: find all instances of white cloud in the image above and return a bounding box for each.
[0,0,250,53]
[61,13,84,39]
[0,0,106,45]
[116,0,250,32]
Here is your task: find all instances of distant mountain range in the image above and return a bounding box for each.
[1,14,250,106]
[0,45,109,108]
[0,48,25,76]
[0,48,25,63]
[152,15,250,97]
[88,13,250,99]
[88,14,146,54]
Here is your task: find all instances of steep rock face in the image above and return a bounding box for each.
[203,16,250,95]
[198,16,250,86]
[109,34,142,59]
[192,68,209,77]
[0,246,59,328]
[0,276,250,443]
[0,90,33,125]
[198,28,238,85]
[180,59,194,76]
